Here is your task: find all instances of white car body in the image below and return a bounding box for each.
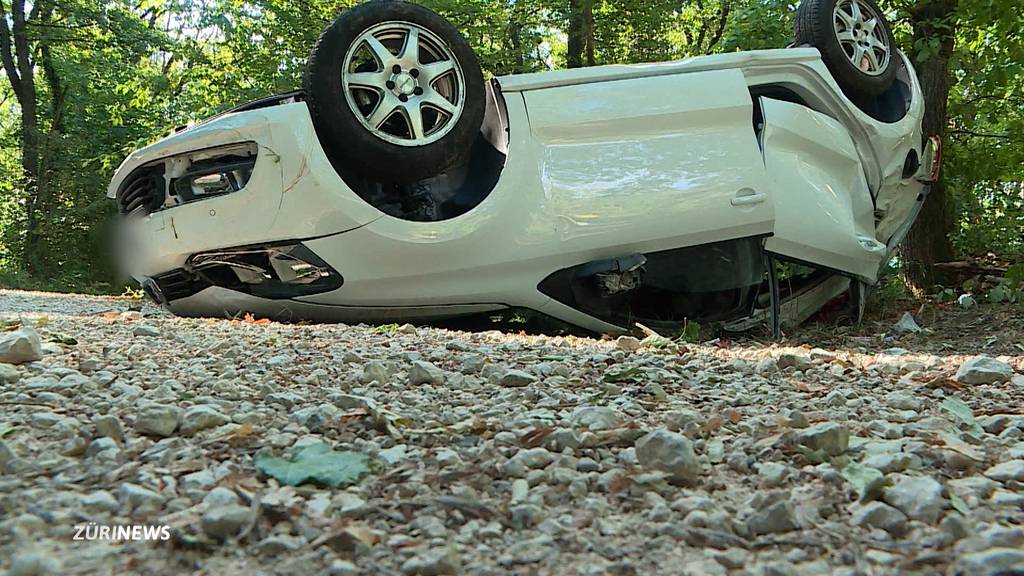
[109,47,930,333]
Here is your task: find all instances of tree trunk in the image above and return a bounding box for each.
[567,0,593,68]
[0,0,42,270]
[900,0,958,291]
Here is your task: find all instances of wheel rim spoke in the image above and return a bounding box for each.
[347,71,387,89]
[832,0,890,77]
[367,96,400,129]
[423,90,457,116]
[863,47,881,71]
[421,59,456,84]
[342,21,466,146]
[402,103,426,140]
[835,6,854,27]
[363,35,395,68]
[401,28,420,65]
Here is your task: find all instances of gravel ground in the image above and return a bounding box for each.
[1,289,1023,576]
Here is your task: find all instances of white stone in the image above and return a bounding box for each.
[956,356,1015,385]
[635,429,701,484]
[0,327,42,364]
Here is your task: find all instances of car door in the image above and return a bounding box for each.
[759,96,886,281]
[518,68,775,256]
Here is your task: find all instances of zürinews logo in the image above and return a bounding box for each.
[73,523,171,541]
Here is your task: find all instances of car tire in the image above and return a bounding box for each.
[305,1,485,184]
[794,0,897,96]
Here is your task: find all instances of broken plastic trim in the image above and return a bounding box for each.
[116,142,258,216]
[143,242,343,305]
[538,237,766,331]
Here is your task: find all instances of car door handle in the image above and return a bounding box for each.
[731,189,766,206]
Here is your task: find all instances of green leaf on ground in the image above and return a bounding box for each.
[255,443,369,488]
[941,431,984,462]
[841,462,887,502]
[940,397,984,436]
[603,366,643,383]
[797,445,830,464]
[949,493,970,516]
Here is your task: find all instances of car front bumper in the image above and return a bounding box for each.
[108,102,383,281]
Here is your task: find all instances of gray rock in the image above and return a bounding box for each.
[756,462,789,488]
[983,459,1024,482]
[86,437,119,458]
[886,391,923,411]
[507,447,554,473]
[0,327,43,364]
[953,548,1024,576]
[265,391,306,409]
[851,501,907,535]
[359,361,390,383]
[401,547,459,575]
[893,312,922,334]
[510,478,529,504]
[266,354,292,367]
[201,504,254,539]
[570,406,623,431]
[93,415,124,442]
[181,405,230,434]
[182,469,217,493]
[635,429,701,484]
[797,422,849,456]
[409,360,446,386]
[203,487,240,508]
[883,475,944,524]
[132,325,161,337]
[119,483,165,514]
[862,452,913,474]
[135,404,181,437]
[256,534,303,555]
[777,352,812,370]
[510,503,544,529]
[788,410,809,429]
[956,355,1015,385]
[498,369,537,388]
[0,441,28,474]
[328,559,359,576]
[80,490,119,513]
[78,357,103,372]
[7,552,59,576]
[748,500,798,535]
[616,336,642,352]
[0,362,20,383]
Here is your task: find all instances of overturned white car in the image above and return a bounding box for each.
[110,0,938,334]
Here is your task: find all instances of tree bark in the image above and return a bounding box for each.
[567,0,593,68]
[1,0,42,268]
[900,0,958,291]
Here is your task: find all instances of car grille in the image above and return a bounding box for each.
[117,166,165,215]
[147,269,205,303]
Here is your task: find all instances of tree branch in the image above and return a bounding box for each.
[948,128,1010,139]
[10,0,33,87]
[705,1,731,54]
[0,0,24,100]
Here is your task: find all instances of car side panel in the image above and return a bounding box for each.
[300,70,774,324]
